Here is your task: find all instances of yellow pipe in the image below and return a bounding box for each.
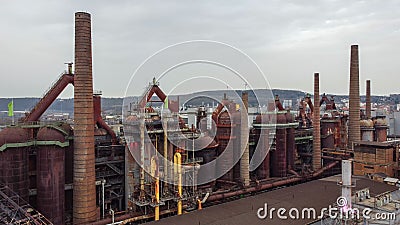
[174,152,182,215]
[155,177,160,221]
[163,117,168,190]
[197,199,202,210]
[151,156,160,221]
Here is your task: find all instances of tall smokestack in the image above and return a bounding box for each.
[73,12,97,223]
[348,45,361,146]
[240,92,250,186]
[313,73,321,170]
[366,80,371,119]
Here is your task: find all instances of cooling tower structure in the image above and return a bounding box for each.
[313,73,321,170]
[73,12,97,223]
[348,45,361,146]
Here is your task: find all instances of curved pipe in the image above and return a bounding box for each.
[23,72,117,145]
[320,94,336,110]
[138,85,167,108]
[298,100,307,128]
[93,95,117,144]
[24,73,74,122]
[274,95,285,111]
[304,96,314,114]
[211,99,230,132]
[288,169,301,178]
[96,119,117,144]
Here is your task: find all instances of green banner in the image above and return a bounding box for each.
[8,100,13,117]
[164,97,168,109]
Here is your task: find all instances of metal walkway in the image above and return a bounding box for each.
[0,184,53,225]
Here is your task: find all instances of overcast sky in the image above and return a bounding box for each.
[0,0,399,98]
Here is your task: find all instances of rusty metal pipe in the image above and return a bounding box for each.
[24,73,74,122]
[207,177,302,202]
[312,161,339,177]
[216,179,238,185]
[73,12,96,224]
[287,169,301,177]
[93,95,117,144]
[299,152,349,161]
[208,161,338,202]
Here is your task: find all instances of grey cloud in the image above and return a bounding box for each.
[0,0,399,98]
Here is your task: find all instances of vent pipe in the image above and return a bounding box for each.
[313,73,321,170]
[73,12,97,223]
[348,45,361,146]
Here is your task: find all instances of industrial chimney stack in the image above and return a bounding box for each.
[366,80,371,119]
[313,73,321,170]
[240,92,250,186]
[348,45,361,146]
[73,12,97,223]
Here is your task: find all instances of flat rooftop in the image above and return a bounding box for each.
[146,175,397,225]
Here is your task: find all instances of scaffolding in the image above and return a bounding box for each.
[0,184,53,225]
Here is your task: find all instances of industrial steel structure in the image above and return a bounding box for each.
[0,11,398,225]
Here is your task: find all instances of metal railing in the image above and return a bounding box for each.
[0,184,53,225]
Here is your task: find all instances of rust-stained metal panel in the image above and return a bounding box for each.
[271,127,286,177]
[256,122,270,179]
[286,127,295,170]
[0,127,29,202]
[321,120,335,149]
[217,111,234,181]
[37,126,66,225]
